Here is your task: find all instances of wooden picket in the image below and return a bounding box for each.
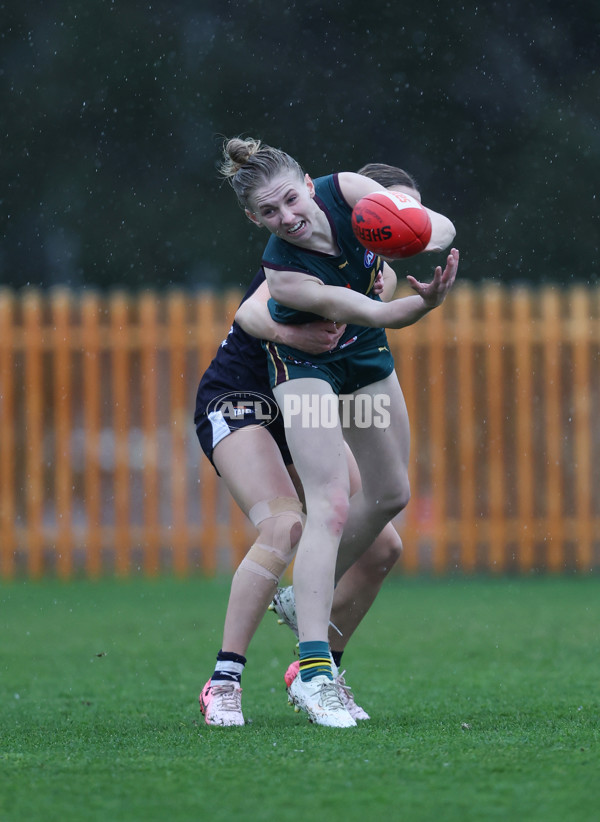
[81,292,102,578]
[0,290,16,578]
[0,283,598,578]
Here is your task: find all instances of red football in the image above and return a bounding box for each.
[351,191,432,258]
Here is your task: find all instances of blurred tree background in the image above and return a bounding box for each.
[1,0,598,291]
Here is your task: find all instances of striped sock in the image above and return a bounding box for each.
[298,640,332,682]
[211,649,246,684]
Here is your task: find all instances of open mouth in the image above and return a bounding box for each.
[287,220,306,235]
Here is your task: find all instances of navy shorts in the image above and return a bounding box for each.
[195,382,293,475]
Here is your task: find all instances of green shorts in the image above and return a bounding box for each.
[264,339,395,395]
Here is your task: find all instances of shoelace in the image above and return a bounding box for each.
[315,679,346,711]
[211,683,242,712]
[335,671,357,707]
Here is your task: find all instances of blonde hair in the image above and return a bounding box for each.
[219,137,304,209]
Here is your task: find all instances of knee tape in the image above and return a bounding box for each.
[248,496,305,528]
[239,497,305,581]
[241,544,290,581]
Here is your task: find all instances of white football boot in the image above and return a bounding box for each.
[287,673,357,728]
[269,586,342,639]
[199,679,244,727]
[268,586,298,636]
[335,670,370,721]
[285,660,370,721]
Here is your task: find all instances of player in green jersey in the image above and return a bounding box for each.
[221,137,459,726]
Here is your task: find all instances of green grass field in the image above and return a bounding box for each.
[1,575,599,822]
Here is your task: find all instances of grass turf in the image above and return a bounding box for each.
[1,575,599,822]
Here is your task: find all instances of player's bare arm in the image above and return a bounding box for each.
[338,171,456,252]
[265,248,459,330]
[423,209,456,252]
[337,171,386,207]
[376,263,397,302]
[235,280,346,354]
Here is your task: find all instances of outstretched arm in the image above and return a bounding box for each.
[266,248,459,331]
[235,280,346,354]
[423,209,456,253]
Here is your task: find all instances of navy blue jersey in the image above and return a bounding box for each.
[194,270,294,469]
[261,173,389,361]
[194,270,271,417]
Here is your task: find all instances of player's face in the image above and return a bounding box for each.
[245,172,320,244]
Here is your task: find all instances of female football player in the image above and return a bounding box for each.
[199,143,458,726]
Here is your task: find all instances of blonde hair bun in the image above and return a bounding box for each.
[221,137,262,177]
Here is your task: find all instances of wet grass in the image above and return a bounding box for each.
[1,575,599,821]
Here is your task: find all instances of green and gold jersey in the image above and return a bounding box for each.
[261,173,389,362]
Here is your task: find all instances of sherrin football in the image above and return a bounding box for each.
[351,190,432,259]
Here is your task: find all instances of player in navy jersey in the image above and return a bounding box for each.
[199,142,458,727]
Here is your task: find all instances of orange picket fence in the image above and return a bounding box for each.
[0,283,599,579]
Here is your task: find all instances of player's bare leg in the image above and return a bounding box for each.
[273,378,350,646]
[327,443,403,647]
[274,386,408,720]
[213,428,302,656]
[200,426,303,727]
[336,370,411,578]
[273,378,357,726]
[329,522,402,648]
[274,371,409,722]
